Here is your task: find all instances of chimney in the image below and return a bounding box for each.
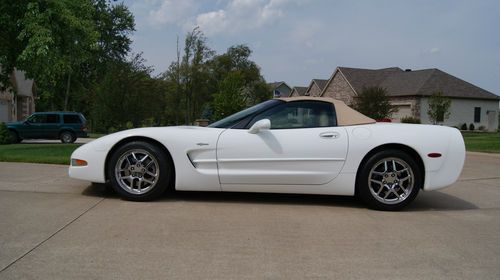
[405,69,412,72]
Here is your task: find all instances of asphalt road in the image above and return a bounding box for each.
[0,152,499,279]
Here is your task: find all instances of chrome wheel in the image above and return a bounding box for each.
[368,157,414,205]
[114,149,160,195]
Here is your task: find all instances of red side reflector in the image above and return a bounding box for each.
[71,159,88,166]
[428,153,442,158]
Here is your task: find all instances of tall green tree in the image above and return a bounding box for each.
[91,54,165,132]
[427,91,451,124]
[212,72,246,120]
[181,27,215,124]
[0,0,135,113]
[354,86,396,120]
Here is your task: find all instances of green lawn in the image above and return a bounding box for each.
[462,132,500,153]
[0,132,498,165]
[0,144,81,165]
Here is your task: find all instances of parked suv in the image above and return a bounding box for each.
[7,112,88,143]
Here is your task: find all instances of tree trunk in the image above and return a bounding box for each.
[64,73,71,111]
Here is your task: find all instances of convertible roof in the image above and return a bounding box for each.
[277,97,375,126]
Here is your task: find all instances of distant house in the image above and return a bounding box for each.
[290,86,308,97]
[0,68,36,123]
[321,67,499,131]
[268,81,292,98]
[305,79,328,97]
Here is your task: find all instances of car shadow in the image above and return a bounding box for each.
[82,183,478,211]
[406,191,478,211]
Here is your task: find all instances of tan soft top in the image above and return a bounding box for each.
[277,97,375,126]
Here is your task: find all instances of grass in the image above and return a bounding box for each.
[0,131,498,165]
[0,144,81,165]
[462,131,500,153]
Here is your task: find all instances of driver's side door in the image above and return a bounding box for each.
[217,100,348,187]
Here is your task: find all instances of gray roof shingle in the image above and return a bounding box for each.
[338,67,499,100]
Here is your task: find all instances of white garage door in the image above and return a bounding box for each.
[392,105,412,122]
[0,100,9,123]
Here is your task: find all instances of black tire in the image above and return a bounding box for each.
[107,141,173,201]
[356,149,422,211]
[9,130,21,143]
[60,131,76,143]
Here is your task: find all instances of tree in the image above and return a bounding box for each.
[212,72,246,120]
[209,45,269,105]
[91,54,165,132]
[0,0,135,112]
[427,91,451,124]
[354,86,396,120]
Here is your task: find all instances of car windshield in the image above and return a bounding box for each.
[208,99,282,128]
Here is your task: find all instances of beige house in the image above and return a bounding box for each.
[290,86,308,97]
[0,69,36,123]
[305,79,328,96]
[320,67,499,131]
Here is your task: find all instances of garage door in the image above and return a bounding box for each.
[0,100,9,123]
[392,105,412,122]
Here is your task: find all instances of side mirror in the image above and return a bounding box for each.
[248,119,271,134]
[23,120,30,125]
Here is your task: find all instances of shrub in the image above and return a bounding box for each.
[460,123,467,130]
[469,123,475,131]
[401,116,421,124]
[478,125,486,131]
[0,123,14,145]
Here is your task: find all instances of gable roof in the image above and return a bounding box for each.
[312,79,329,91]
[329,67,499,100]
[305,79,329,95]
[291,86,308,96]
[268,81,291,91]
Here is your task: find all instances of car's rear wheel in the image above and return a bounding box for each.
[107,141,172,201]
[9,130,21,143]
[357,149,422,211]
[60,131,76,143]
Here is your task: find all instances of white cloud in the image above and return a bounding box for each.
[148,0,197,26]
[430,47,441,54]
[189,0,295,36]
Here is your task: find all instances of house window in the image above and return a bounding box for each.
[474,107,481,123]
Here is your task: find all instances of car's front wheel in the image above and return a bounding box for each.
[357,149,422,211]
[107,141,173,201]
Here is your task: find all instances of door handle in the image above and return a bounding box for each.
[319,131,340,139]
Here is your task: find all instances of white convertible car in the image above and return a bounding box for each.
[69,97,465,210]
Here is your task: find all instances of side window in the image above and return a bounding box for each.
[64,114,82,124]
[28,114,47,124]
[46,114,60,124]
[247,101,336,129]
[474,107,481,123]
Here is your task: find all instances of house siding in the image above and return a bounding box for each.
[389,96,420,122]
[307,83,322,97]
[420,98,499,131]
[321,72,356,105]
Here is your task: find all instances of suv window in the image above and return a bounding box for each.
[28,114,47,124]
[246,101,336,129]
[64,114,82,124]
[46,114,60,123]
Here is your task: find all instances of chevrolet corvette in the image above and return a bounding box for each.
[69,97,465,210]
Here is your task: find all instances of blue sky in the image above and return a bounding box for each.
[123,0,500,95]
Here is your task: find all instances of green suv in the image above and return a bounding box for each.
[7,112,88,143]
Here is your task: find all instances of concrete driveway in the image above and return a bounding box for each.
[0,152,499,279]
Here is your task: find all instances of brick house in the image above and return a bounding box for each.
[305,79,328,97]
[321,67,499,131]
[0,69,36,123]
[290,86,308,97]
